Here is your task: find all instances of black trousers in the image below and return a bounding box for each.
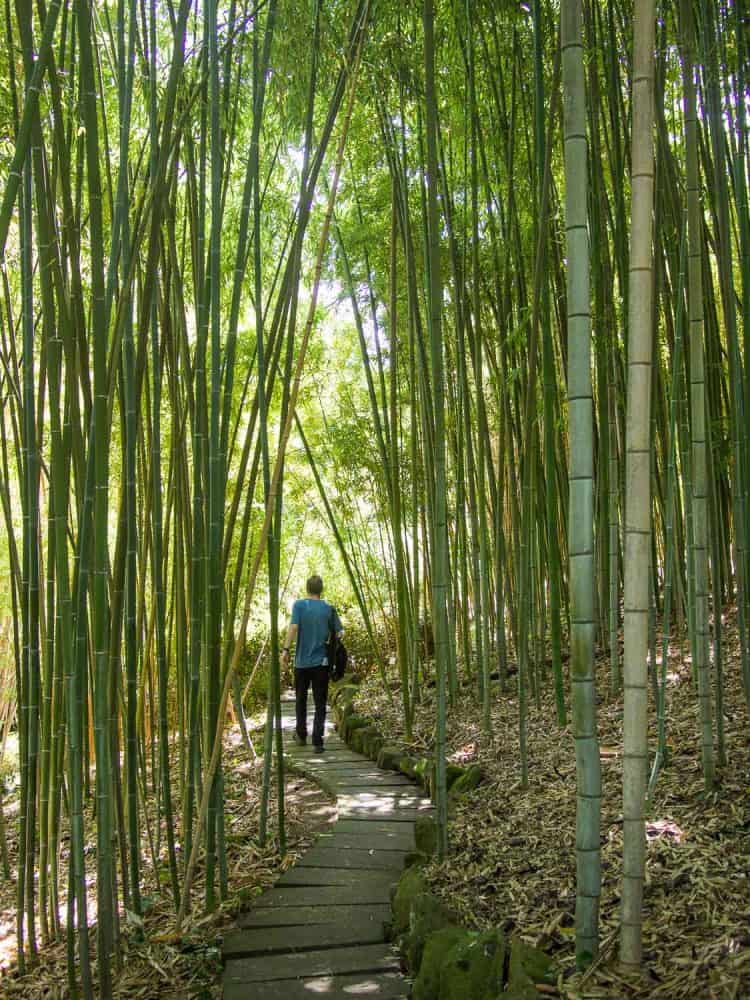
[295,665,329,746]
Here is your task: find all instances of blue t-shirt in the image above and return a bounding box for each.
[291,598,343,669]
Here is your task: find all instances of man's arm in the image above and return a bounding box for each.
[280,623,297,666]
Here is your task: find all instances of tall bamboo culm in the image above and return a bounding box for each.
[561,0,601,965]
[423,0,449,859]
[680,0,714,790]
[621,0,657,968]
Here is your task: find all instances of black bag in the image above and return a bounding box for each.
[325,607,348,681]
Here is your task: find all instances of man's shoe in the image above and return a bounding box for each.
[293,734,307,746]
[312,742,325,753]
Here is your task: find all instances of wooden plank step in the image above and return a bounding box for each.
[224,969,407,999]
[284,747,367,769]
[284,736,352,759]
[337,790,427,803]
[277,866,399,888]
[326,765,415,790]
[287,761,366,775]
[282,725,341,734]
[223,943,401,985]
[281,726,338,736]
[222,918,386,959]
[295,761,381,771]
[286,742,352,752]
[281,725,341,734]
[301,846,407,871]
[238,902,392,929]
[258,884,394,907]
[286,760,367,772]
[337,808,432,823]
[316,830,415,852]
[336,798,430,814]
[336,801,430,813]
[325,774,414,787]
[287,759,372,771]
[287,755,364,764]
[330,783,416,796]
[334,818,420,836]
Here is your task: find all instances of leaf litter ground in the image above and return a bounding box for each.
[353,617,750,999]
[0,722,335,998]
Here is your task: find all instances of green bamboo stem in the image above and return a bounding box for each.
[648,217,688,799]
[176,9,368,924]
[562,0,601,960]
[621,0,657,967]
[422,0,449,858]
[682,0,715,788]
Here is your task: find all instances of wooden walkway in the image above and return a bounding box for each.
[223,696,432,999]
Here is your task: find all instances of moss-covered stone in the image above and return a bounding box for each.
[438,927,506,999]
[448,763,484,797]
[377,745,403,771]
[342,713,370,742]
[507,936,554,992]
[362,730,384,759]
[405,890,457,973]
[398,755,419,779]
[391,866,427,936]
[414,816,439,857]
[331,687,356,730]
[337,699,356,722]
[404,849,429,869]
[501,983,538,1000]
[331,683,358,706]
[412,927,469,1000]
[351,724,380,754]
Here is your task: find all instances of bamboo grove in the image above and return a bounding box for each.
[0,0,747,993]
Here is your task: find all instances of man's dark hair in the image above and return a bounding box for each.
[306,575,324,596]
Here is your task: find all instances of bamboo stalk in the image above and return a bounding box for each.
[176,7,369,925]
[621,0,657,967]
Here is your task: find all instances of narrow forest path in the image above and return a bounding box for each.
[222,696,432,998]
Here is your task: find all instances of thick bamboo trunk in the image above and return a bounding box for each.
[621,0,656,968]
[561,0,601,964]
[680,0,714,789]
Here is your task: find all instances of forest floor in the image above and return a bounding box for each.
[0,721,336,998]
[353,617,750,999]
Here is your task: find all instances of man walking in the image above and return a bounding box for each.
[281,575,343,752]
